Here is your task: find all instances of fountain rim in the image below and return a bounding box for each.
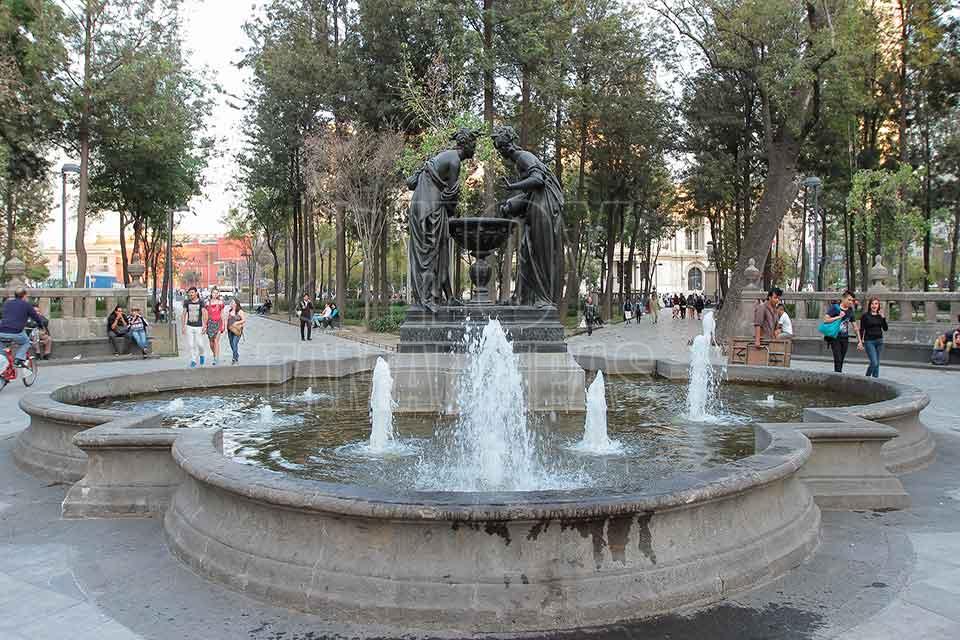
[170,420,811,522]
[29,360,929,519]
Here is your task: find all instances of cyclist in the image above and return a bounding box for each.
[0,287,46,367]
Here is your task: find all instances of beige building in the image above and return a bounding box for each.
[611,217,719,298]
[40,234,125,286]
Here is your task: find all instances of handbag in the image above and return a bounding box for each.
[229,323,243,337]
[817,319,842,339]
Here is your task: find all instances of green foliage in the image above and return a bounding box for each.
[848,163,925,253]
[367,305,407,333]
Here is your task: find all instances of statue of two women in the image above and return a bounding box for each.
[406,128,479,312]
[492,125,565,309]
[405,124,564,311]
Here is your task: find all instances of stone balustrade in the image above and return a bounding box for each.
[2,254,150,339]
[734,256,960,344]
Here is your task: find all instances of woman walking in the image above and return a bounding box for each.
[823,290,857,373]
[226,299,246,365]
[858,297,888,378]
[206,288,226,365]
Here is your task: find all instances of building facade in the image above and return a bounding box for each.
[611,218,719,299]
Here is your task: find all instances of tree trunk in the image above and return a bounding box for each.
[602,200,619,320]
[566,112,590,311]
[817,206,827,290]
[308,198,317,296]
[119,211,130,286]
[922,105,931,291]
[4,182,13,264]
[519,65,530,147]
[897,0,910,164]
[335,204,347,310]
[949,201,960,292]
[74,5,94,289]
[717,138,800,339]
[482,0,495,216]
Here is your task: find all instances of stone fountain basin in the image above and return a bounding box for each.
[448,216,518,255]
[12,359,933,634]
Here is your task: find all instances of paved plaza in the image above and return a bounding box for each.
[1,313,959,639]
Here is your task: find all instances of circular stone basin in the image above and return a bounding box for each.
[97,374,866,493]
[448,216,517,255]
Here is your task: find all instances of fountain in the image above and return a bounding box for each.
[257,404,274,424]
[368,357,396,452]
[686,310,720,421]
[571,370,622,454]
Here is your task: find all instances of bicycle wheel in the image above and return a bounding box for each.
[21,357,38,387]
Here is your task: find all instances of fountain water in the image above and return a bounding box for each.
[571,371,622,454]
[420,319,563,491]
[368,357,396,452]
[686,310,720,421]
[163,398,185,413]
[258,404,274,424]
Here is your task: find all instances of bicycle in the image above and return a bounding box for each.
[0,337,39,391]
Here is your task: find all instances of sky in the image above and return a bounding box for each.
[40,0,254,249]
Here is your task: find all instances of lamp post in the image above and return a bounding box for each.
[60,163,81,286]
[167,208,189,322]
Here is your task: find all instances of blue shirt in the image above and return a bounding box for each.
[0,298,44,334]
[827,303,855,337]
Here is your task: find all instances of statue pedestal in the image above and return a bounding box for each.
[398,304,567,353]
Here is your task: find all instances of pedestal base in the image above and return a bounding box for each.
[399,304,567,353]
[387,351,585,413]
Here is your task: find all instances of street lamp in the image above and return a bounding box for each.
[60,163,81,286]
[167,208,190,321]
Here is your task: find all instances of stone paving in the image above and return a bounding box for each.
[0,312,958,639]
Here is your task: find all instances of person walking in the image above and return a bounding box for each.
[205,287,226,365]
[297,293,314,341]
[623,298,633,324]
[127,307,150,358]
[107,305,130,356]
[650,289,661,324]
[181,287,208,368]
[693,294,705,321]
[823,290,857,373]
[584,295,599,336]
[858,297,888,378]
[226,299,246,365]
[678,294,687,320]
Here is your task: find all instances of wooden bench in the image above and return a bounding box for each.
[727,337,793,367]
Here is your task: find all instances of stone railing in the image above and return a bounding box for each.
[735,256,960,344]
[1,254,149,339]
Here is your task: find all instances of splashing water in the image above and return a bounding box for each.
[296,387,329,403]
[258,404,274,424]
[163,398,185,413]
[571,371,622,454]
[368,357,396,452]
[686,310,720,422]
[418,319,577,491]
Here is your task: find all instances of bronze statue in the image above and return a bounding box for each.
[492,125,565,308]
[406,128,479,312]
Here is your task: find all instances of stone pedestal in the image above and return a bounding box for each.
[399,304,567,353]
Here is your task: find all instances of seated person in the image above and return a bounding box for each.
[774,302,793,338]
[27,302,52,360]
[320,303,339,328]
[313,303,332,328]
[934,325,960,353]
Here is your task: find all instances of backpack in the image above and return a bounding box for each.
[931,349,948,366]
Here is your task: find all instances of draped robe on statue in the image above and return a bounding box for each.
[510,155,565,307]
[407,157,460,308]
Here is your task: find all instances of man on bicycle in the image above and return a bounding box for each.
[0,287,46,367]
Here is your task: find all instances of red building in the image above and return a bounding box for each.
[173,236,247,291]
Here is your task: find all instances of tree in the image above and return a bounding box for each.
[305,128,405,323]
[655,0,854,338]
[59,0,183,288]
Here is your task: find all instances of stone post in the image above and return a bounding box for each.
[735,258,763,337]
[127,255,148,313]
[4,256,26,289]
[867,256,891,316]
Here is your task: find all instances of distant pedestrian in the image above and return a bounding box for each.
[584,296,599,336]
[297,293,314,341]
[623,299,633,324]
[858,297,888,378]
[650,289,661,324]
[693,294,705,320]
[182,287,208,368]
[823,290,857,373]
[678,294,687,319]
[226,299,246,365]
[206,287,226,365]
